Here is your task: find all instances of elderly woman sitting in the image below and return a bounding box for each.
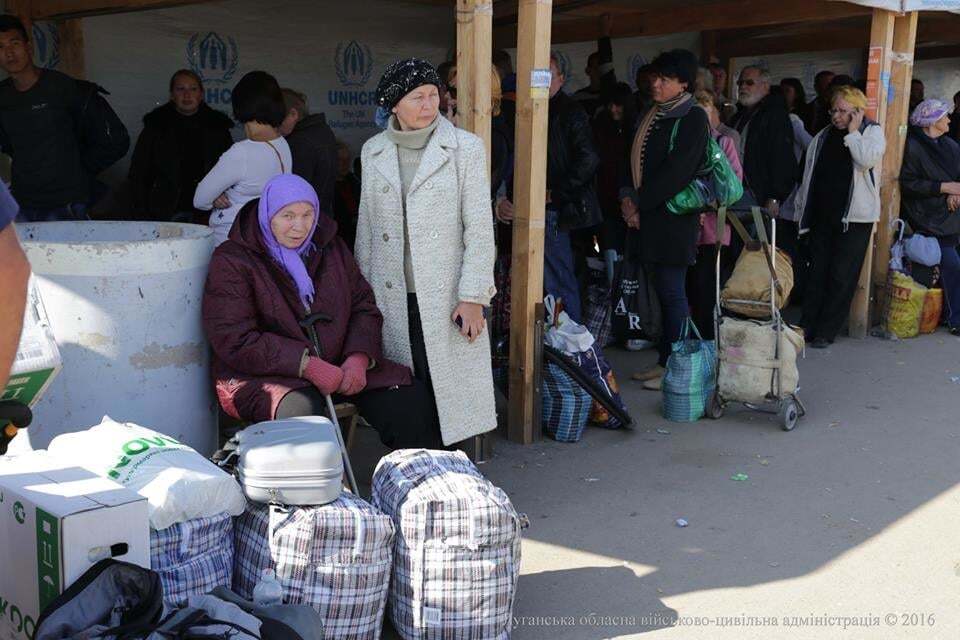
[900,98,960,336]
[202,173,443,449]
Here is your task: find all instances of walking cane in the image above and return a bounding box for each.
[298,312,360,495]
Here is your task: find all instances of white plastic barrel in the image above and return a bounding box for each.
[17,222,216,455]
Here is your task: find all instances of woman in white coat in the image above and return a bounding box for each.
[355,59,497,447]
[793,86,886,348]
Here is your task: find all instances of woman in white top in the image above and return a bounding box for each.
[194,71,292,245]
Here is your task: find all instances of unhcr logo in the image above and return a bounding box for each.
[31,23,60,70]
[334,40,373,87]
[328,40,377,113]
[186,31,239,105]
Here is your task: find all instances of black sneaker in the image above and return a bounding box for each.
[950,326,960,336]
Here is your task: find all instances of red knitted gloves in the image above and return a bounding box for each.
[338,353,369,396]
[303,357,343,395]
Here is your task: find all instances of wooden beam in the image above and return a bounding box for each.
[508,0,551,445]
[494,0,871,47]
[456,0,493,168]
[29,0,218,19]
[915,43,960,61]
[871,10,918,331]
[56,19,85,79]
[716,12,960,61]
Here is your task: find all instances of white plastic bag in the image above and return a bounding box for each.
[48,416,246,529]
[544,294,595,354]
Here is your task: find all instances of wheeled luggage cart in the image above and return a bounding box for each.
[706,206,806,431]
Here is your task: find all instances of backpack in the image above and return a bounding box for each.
[74,81,130,176]
[33,560,163,640]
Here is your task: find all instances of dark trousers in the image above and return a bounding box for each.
[800,221,873,342]
[939,241,960,329]
[544,209,582,322]
[653,264,690,367]
[275,293,443,450]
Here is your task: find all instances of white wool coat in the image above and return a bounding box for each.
[355,116,497,445]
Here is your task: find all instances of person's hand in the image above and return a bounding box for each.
[213,192,231,209]
[337,353,369,396]
[942,182,960,196]
[600,13,612,37]
[626,213,640,229]
[620,197,637,221]
[302,357,343,396]
[496,198,515,224]
[948,194,960,212]
[847,108,864,134]
[765,199,781,218]
[452,302,485,343]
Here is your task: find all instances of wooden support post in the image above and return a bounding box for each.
[57,19,85,79]
[507,0,551,444]
[456,0,493,167]
[851,9,917,337]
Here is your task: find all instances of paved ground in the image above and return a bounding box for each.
[354,329,960,640]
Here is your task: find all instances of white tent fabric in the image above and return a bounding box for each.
[838,0,960,12]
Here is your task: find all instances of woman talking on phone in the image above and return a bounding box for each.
[354,59,497,447]
[793,86,886,348]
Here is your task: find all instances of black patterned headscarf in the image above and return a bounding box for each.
[374,58,441,128]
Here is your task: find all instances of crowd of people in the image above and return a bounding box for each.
[2,11,959,445]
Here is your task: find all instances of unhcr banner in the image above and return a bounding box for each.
[39,0,454,181]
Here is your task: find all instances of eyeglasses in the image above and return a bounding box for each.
[736,79,757,87]
[828,108,855,116]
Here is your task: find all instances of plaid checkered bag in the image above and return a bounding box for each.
[150,512,234,608]
[584,283,613,348]
[541,360,591,442]
[233,494,395,640]
[372,449,522,640]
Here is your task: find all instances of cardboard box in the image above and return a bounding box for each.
[0,451,149,640]
[3,277,62,406]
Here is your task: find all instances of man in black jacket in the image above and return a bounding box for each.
[280,88,337,218]
[0,15,129,222]
[495,53,601,322]
[730,66,798,217]
[127,69,234,223]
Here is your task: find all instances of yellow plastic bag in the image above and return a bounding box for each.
[920,288,944,334]
[886,271,926,339]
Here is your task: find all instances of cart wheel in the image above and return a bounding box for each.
[706,392,724,420]
[779,399,799,431]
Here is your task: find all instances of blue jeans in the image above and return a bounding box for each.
[652,264,690,367]
[16,203,88,222]
[543,209,582,322]
[939,241,960,328]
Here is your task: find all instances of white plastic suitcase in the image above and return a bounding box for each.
[236,417,344,506]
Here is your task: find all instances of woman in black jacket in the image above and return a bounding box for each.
[900,98,960,335]
[127,70,234,223]
[620,49,708,390]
